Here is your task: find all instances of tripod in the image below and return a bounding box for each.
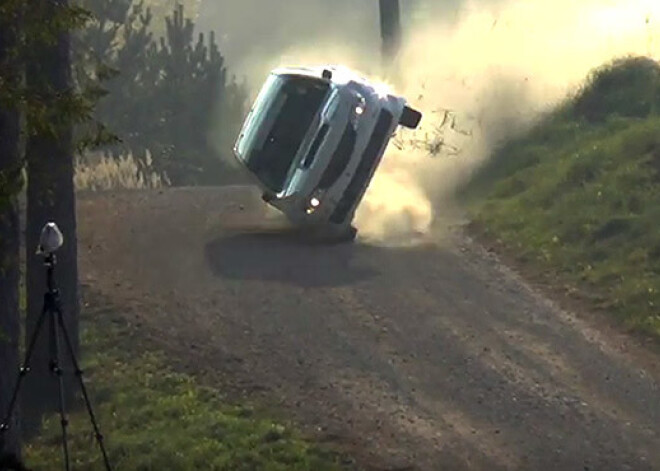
[0,253,111,471]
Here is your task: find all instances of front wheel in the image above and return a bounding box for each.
[399,106,422,129]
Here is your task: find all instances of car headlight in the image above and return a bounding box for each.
[305,192,324,214]
[350,95,367,127]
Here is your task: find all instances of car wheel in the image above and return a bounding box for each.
[400,106,422,129]
[312,224,358,244]
[334,225,358,244]
[347,225,358,241]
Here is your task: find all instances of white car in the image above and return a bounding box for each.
[233,65,422,241]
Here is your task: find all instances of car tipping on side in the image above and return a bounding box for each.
[233,65,422,242]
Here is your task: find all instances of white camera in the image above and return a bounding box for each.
[37,222,64,255]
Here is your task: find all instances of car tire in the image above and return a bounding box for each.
[338,225,358,243]
[313,224,357,244]
[400,106,422,129]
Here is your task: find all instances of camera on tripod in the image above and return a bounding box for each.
[0,222,112,471]
[37,222,64,256]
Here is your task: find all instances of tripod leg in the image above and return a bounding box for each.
[49,309,71,471]
[56,309,112,471]
[0,299,50,446]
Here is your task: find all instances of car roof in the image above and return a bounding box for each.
[271,65,368,86]
[270,65,399,101]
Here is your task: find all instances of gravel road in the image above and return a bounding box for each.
[77,186,660,471]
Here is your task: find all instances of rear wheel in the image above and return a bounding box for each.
[400,106,422,129]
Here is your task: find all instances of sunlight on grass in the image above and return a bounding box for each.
[24,312,350,471]
[465,56,660,338]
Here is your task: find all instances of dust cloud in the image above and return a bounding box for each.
[357,0,660,245]
[199,0,660,246]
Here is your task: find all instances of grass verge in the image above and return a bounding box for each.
[23,301,353,470]
[463,56,660,339]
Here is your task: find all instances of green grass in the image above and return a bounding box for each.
[23,311,352,470]
[464,56,660,338]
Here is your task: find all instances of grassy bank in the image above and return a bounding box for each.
[464,56,660,338]
[24,300,352,470]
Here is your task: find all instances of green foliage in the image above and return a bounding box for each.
[572,56,660,122]
[0,0,110,209]
[75,0,248,186]
[141,0,200,37]
[468,57,660,195]
[1,0,248,197]
[10,0,95,141]
[464,56,660,338]
[24,312,352,470]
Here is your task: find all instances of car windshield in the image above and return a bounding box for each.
[235,74,330,192]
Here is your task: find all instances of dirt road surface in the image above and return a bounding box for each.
[77,187,660,471]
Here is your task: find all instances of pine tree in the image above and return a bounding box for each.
[74,0,248,185]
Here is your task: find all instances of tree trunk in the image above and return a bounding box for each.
[0,5,23,459]
[23,0,80,431]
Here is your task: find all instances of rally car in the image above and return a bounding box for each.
[233,65,422,241]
